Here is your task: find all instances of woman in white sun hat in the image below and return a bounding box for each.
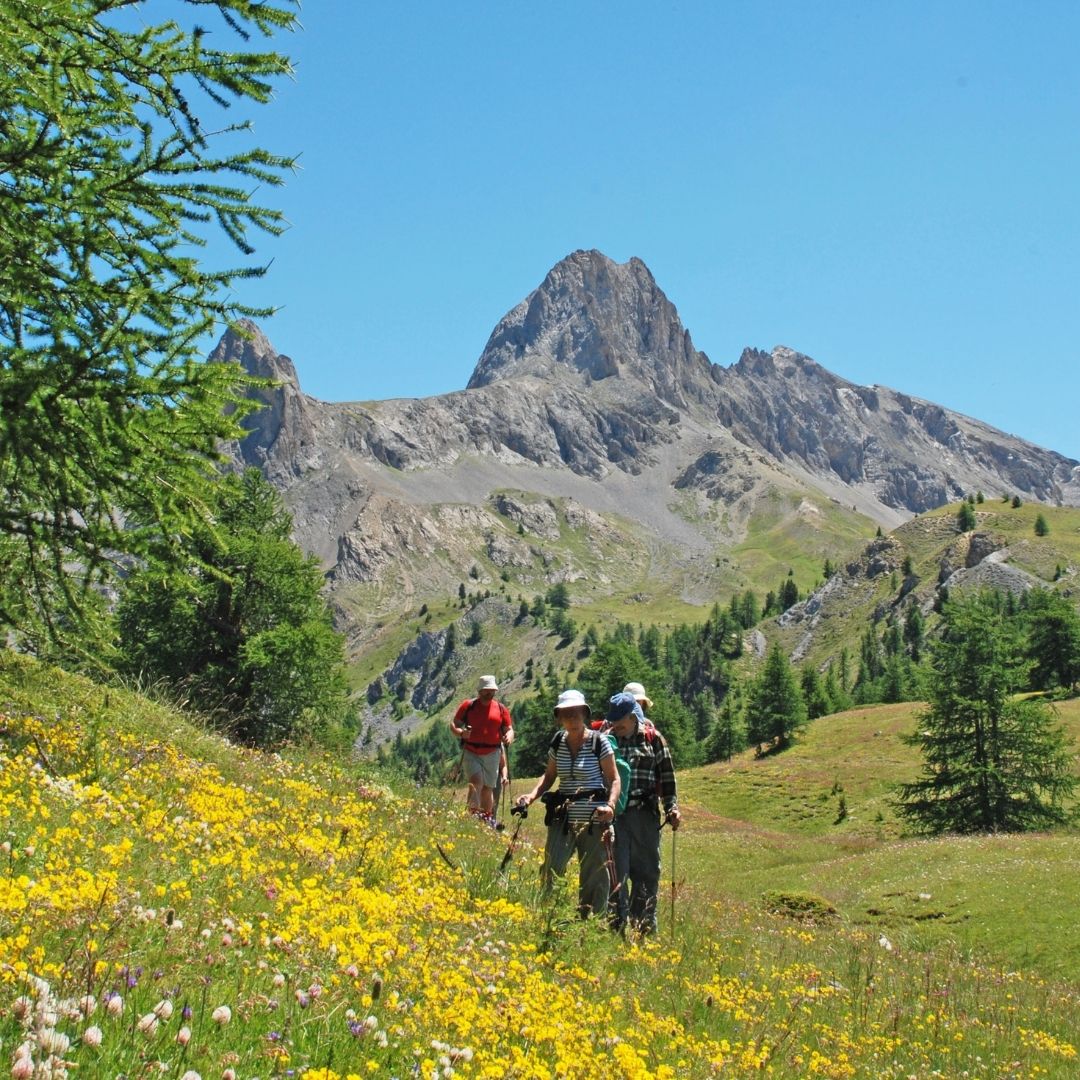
[516,689,621,918]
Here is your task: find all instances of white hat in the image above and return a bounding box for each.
[553,689,591,717]
[478,675,499,691]
[622,681,653,710]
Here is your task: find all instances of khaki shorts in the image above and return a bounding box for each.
[462,748,500,788]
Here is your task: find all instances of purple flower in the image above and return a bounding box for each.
[181,1003,193,1022]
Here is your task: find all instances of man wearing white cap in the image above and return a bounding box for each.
[450,675,513,823]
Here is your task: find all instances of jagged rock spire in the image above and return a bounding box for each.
[467,250,716,408]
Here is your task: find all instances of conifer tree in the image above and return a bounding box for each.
[115,470,350,747]
[957,501,977,532]
[903,605,926,663]
[705,693,746,762]
[897,592,1077,833]
[0,0,297,646]
[800,665,833,720]
[510,679,560,777]
[1024,589,1080,693]
[745,644,808,749]
[1034,513,1050,537]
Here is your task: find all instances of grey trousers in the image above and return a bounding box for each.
[613,805,662,933]
[541,820,611,918]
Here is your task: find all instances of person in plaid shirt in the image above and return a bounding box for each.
[602,685,681,934]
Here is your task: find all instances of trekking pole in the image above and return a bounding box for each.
[499,802,528,872]
[501,740,511,824]
[669,818,677,937]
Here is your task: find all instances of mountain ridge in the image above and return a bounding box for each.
[215,249,1079,651]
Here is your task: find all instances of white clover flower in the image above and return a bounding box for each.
[78,996,96,1018]
[152,999,173,1021]
[878,934,894,952]
[137,1012,159,1036]
[11,1056,34,1079]
[222,1070,237,1080]
[363,1016,378,1033]
[271,973,286,989]
[211,1005,231,1025]
[176,1026,192,1047]
[82,1026,103,1048]
[11,996,33,1021]
[37,1031,69,1056]
[106,995,123,1018]
[179,1072,202,1080]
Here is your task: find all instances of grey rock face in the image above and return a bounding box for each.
[491,494,560,540]
[713,346,1079,513]
[467,249,715,410]
[212,320,321,481]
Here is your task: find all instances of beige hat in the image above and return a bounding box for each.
[623,681,653,710]
[477,675,499,692]
[553,689,591,718]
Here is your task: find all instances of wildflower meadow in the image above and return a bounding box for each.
[1,654,1079,1079]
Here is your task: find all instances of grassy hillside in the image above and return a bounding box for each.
[771,500,1080,671]
[339,488,876,689]
[678,698,1080,982]
[4,653,1080,1078]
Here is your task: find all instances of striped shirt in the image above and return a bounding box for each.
[548,730,613,824]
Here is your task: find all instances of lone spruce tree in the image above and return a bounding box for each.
[745,643,807,750]
[0,1,296,647]
[897,591,1077,833]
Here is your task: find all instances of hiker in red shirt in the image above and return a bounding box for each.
[450,675,513,823]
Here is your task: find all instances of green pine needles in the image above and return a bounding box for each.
[897,591,1078,833]
[0,0,298,648]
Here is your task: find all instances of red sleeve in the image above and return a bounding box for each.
[500,703,512,730]
[453,700,473,724]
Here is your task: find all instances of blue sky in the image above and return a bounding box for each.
[199,1,1078,460]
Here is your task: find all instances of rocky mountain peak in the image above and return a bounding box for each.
[210,318,301,388]
[212,319,316,480]
[466,249,715,409]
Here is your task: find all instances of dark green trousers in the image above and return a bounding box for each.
[613,805,661,933]
[541,820,610,918]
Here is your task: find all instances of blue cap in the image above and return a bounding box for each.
[607,691,644,724]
